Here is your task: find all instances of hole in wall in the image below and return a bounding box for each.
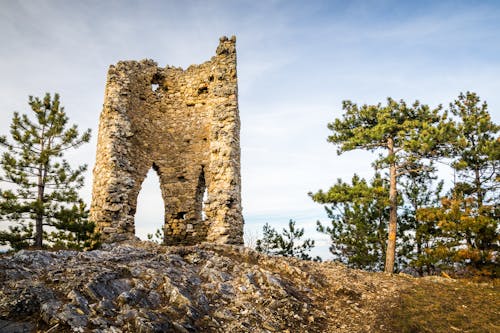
[198,86,208,95]
[176,212,187,220]
[226,197,235,208]
[135,168,165,242]
[202,188,208,221]
[197,166,208,221]
[151,71,163,93]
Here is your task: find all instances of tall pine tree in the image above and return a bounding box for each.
[0,93,92,250]
[417,92,499,277]
[327,98,451,272]
[449,92,499,206]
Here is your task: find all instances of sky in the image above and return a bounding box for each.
[1,0,499,258]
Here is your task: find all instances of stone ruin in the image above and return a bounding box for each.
[90,36,243,245]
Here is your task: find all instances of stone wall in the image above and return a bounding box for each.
[90,36,243,245]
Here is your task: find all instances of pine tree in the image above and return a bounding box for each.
[147,228,164,244]
[449,92,499,206]
[417,192,499,277]
[417,92,499,277]
[256,220,318,261]
[399,164,444,275]
[0,93,92,250]
[311,173,390,271]
[327,98,451,272]
[448,92,499,277]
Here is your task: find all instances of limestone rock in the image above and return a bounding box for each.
[0,241,416,332]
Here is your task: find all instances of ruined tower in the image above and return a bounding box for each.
[90,36,243,245]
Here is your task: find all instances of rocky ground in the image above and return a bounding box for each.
[0,241,488,333]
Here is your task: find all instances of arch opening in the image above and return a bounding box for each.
[135,168,165,242]
[202,188,208,221]
[196,166,208,221]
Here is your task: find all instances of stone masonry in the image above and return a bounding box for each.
[90,36,243,245]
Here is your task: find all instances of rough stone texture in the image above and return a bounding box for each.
[0,241,418,333]
[90,36,243,245]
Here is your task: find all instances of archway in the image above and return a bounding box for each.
[134,168,165,242]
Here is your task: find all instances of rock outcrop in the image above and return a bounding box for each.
[0,241,415,332]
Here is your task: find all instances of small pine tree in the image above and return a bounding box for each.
[255,223,276,255]
[0,93,93,250]
[399,164,444,276]
[417,191,499,277]
[311,173,390,271]
[256,220,319,261]
[147,228,164,244]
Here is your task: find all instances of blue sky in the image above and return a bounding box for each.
[1,0,499,258]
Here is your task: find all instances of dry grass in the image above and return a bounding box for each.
[387,278,500,333]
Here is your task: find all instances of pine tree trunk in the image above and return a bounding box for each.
[413,198,424,276]
[385,138,397,273]
[35,125,47,249]
[35,171,44,248]
[35,215,43,248]
[475,167,482,207]
[416,233,423,276]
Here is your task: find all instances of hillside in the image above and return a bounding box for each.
[0,241,498,332]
